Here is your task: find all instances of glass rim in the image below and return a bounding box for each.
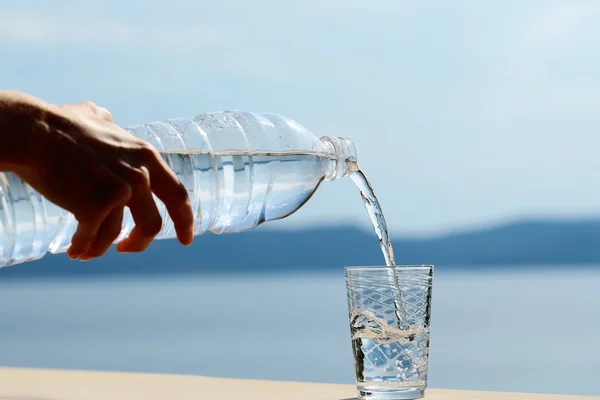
[345,265,433,271]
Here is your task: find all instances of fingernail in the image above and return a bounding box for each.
[79,257,90,262]
[67,251,80,259]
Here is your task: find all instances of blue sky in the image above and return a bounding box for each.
[1,0,600,236]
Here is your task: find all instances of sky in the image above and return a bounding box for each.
[1,0,600,236]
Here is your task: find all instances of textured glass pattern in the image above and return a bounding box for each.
[346,266,433,400]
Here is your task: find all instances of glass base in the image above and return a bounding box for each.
[357,385,425,400]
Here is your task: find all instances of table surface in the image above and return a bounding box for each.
[0,367,597,400]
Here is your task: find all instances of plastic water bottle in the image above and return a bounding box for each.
[0,110,357,267]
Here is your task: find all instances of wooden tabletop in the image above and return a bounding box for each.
[0,367,596,400]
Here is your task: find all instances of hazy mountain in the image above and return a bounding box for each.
[1,219,599,279]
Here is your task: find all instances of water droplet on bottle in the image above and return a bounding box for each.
[278,136,282,140]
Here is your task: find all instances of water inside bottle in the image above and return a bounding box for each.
[154,149,332,236]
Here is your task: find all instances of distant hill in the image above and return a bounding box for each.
[1,219,600,279]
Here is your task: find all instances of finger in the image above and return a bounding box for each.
[79,207,124,260]
[116,192,162,253]
[57,101,112,122]
[68,219,105,259]
[145,151,194,246]
[57,101,98,113]
[116,169,163,253]
[95,106,113,122]
[67,171,131,259]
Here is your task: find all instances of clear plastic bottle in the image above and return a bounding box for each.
[0,110,356,267]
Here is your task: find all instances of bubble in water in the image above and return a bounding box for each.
[369,348,388,367]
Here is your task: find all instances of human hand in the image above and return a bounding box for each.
[14,100,194,260]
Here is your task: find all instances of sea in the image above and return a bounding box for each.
[0,266,598,397]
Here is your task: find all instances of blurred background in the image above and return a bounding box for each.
[1,0,599,396]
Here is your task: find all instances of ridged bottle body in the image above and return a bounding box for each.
[0,110,356,266]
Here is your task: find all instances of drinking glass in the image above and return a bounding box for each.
[345,265,434,399]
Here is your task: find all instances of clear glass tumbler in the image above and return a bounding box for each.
[345,265,434,400]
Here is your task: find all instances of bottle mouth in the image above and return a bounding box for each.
[320,136,358,181]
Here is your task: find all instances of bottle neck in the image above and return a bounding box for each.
[320,136,358,181]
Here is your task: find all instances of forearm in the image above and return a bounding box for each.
[0,90,47,172]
